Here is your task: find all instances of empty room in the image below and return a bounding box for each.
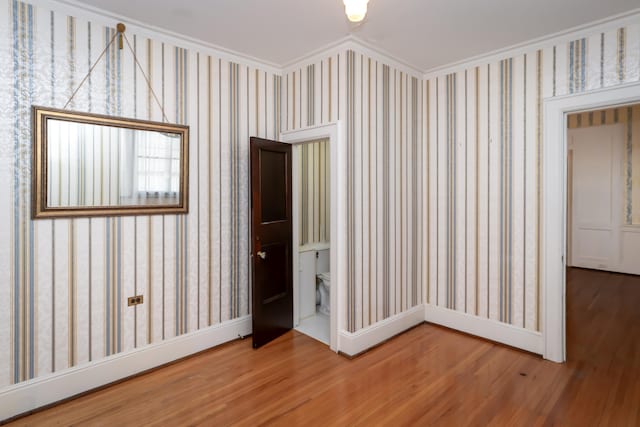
[1,0,640,425]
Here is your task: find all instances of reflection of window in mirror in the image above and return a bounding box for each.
[134,131,181,206]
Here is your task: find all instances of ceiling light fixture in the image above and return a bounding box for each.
[343,0,369,23]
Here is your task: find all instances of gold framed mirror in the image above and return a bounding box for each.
[32,106,189,218]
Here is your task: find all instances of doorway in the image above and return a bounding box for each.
[543,82,640,363]
[292,138,331,345]
[566,112,640,274]
[250,121,347,352]
[281,122,342,351]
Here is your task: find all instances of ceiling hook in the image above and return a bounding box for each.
[116,22,126,50]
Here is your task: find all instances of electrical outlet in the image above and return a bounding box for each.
[127,295,144,306]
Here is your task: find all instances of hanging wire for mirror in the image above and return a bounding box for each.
[62,22,170,123]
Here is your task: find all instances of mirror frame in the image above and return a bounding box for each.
[32,106,189,218]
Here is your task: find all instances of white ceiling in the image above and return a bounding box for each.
[71,0,639,71]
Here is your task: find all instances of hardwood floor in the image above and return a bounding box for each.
[6,268,640,426]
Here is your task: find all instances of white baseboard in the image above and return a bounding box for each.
[339,305,425,357]
[424,305,543,355]
[0,315,251,422]
[0,306,545,421]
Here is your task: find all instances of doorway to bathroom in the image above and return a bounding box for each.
[292,138,331,345]
[248,135,331,348]
[280,122,342,351]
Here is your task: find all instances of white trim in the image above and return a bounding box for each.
[339,305,425,357]
[282,36,424,79]
[291,145,302,328]
[280,122,345,353]
[0,316,251,422]
[345,38,424,78]
[424,305,543,355]
[424,8,640,79]
[543,81,640,363]
[27,0,282,74]
[281,36,351,73]
[26,0,640,79]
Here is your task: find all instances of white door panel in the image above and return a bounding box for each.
[298,251,317,320]
[620,228,640,275]
[572,131,615,225]
[574,228,613,268]
[569,124,629,273]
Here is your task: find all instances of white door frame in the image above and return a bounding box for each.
[543,81,640,363]
[280,121,345,353]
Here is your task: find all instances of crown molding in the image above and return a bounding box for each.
[346,36,425,78]
[29,0,283,74]
[18,1,640,84]
[281,35,352,71]
[423,7,640,80]
[282,35,424,79]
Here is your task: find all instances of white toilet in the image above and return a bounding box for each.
[316,272,331,315]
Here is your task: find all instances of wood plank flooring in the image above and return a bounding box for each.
[6,268,640,426]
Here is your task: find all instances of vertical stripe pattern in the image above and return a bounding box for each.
[426,26,638,331]
[0,0,279,388]
[2,2,640,392]
[568,38,587,93]
[9,0,35,384]
[283,51,424,331]
[299,138,330,246]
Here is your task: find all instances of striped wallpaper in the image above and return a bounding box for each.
[568,105,640,225]
[425,23,640,330]
[283,51,425,332]
[284,21,640,335]
[1,0,639,394]
[298,138,330,246]
[0,0,281,388]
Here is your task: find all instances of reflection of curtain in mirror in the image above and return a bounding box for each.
[94,126,123,206]
[121,129,135,202]
[83,124,95,206]
[47,120,83,207]
[47,120,127,208]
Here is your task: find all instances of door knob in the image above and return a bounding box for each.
[257,251,267,260]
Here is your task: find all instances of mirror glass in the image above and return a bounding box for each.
[33,107,189,218]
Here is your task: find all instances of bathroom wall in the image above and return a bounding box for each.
[0,0,281,389]
[283,50,425,332]
[568,105,640,225]
[424,21,640,331]
[299,138,330,246]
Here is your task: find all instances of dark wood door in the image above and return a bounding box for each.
[250,137,293,348]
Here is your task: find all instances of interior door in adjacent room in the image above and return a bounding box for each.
[250,137,293,348]
[568,123,640,274]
